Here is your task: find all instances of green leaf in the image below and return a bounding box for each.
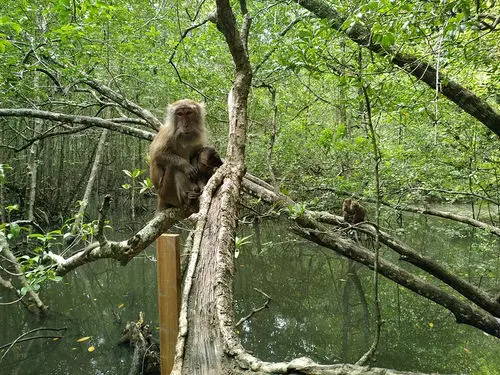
[9,222,20,239]
[380,32,395,49]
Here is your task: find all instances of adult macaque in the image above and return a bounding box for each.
[149,99,207,209]
[342,198,366,224]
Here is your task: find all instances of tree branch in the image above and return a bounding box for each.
[242,174,500,337]
[296,0,500,135]
[313,187,500,237]
[81,79,163,130]
[0,109,153,143]
[45,208,194,276]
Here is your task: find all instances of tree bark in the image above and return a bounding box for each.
[27,115,41,222]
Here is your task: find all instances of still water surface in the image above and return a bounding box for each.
[1,212,499,374]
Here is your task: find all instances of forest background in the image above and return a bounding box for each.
[0,0,499,374]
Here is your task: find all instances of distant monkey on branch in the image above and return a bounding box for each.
[342,198,366,224]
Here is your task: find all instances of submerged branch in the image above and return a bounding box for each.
[235,288,271,327]
[242,174,500,338]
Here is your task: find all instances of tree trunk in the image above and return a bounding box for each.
[71,129,108,234]
[27,114,41,222]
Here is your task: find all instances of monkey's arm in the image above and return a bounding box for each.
[154,152,198,180]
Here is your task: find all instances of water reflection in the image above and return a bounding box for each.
[1,251,159,375]
[1,212,499,374]
[233,215,500,374]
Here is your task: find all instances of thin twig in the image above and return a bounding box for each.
[0,327,67,362]
[235,288,271,327]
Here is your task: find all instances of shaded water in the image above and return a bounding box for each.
[1,211,499,374]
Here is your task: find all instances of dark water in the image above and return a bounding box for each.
[1,212,499,374]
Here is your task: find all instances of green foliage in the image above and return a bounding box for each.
[122,168,146,189]
[15,230,64,296]
[0,0,499,373]
[63,215,112,242]
[288,203,307,219]
[234,234,253,259]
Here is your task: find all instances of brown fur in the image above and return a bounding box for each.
[192,146,223,185]
[184,146,223,206]
[149,99,207,209]
[342,198,366,224]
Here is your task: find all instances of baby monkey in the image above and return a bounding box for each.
[185,146,223,206]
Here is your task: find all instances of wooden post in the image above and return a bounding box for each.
[156,234,181,374]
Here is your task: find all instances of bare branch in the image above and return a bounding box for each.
[313,187,500,237]
[235,288,271,327]
[45,208,195,276]
[0,109,153,143]
[81,79,162,130]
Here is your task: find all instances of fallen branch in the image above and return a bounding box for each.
[242,174,500,338]
[119,312,160,375]
[45,207,195,276]
[310,210,500,318]
[235,288,271,327]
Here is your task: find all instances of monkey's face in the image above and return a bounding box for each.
[172,101,203,136]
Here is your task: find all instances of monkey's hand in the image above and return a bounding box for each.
[187,190,201,200]
[185,164,199,181]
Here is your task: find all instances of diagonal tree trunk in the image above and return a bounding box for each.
[71,129,108,235]
[296,0,500,136]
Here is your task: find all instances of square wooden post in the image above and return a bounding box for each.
[156,234,181,374]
